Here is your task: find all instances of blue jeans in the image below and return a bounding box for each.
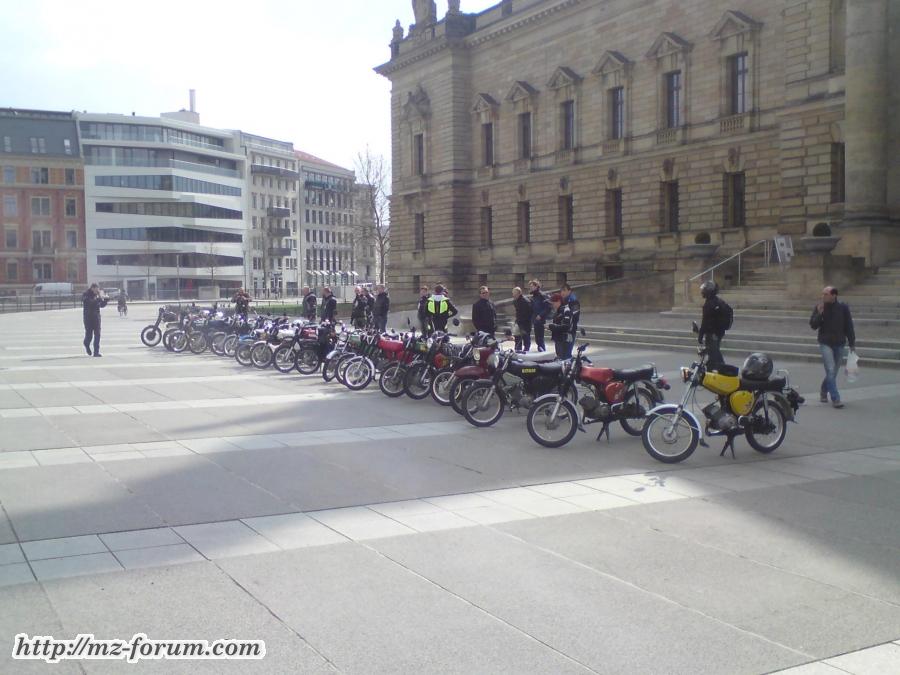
[819,343,844,403]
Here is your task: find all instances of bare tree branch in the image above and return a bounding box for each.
[353,147,391,285]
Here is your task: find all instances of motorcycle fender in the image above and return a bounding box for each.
[471,379,505,403]
[325,349,340,360]
[646,404,702,434]
[532,392,562,406]
[767,393,796,423]
[454,365,486,379]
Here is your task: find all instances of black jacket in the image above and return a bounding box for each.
[549,303,575,342]
[810,301,855,349]
[373,292,390,318]
[514,295,532,327]
[471,298,497,334]
[351,295,369,320]
[699,295,725,342]
[302,292,317,318]
[530,289,551,322]
[425,294,458,331]
[320,295,337,322]
[417,295,429,320]
[82,290,108,325]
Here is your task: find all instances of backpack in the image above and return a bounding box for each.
[717,299,734,332]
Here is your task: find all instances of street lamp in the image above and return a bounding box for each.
[115,259,119,293]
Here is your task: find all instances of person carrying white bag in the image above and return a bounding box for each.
[810,286,856,408]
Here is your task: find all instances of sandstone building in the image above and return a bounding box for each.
[376,0,899,307]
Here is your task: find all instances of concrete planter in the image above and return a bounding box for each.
[681,243,720,258]
[799,236,840,254]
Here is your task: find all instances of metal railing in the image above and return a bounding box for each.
[683,239,772,304]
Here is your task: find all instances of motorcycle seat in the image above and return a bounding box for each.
[740,377,786,392]
[611,366,655,382]
[508,360,563,376]
[515,351,558,363]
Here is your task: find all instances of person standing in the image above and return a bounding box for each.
[548,292,575,359]
[471,286,497,336]
[232,288,251,316]
[425,284,458,334]
[82,283,108,357]
[529,279,551,352]
[320,286,337,322]
[512,287,533,351]
[697,280,727,369]
[372,284,390,332]
[416,285,430,333]
[561,282,581,336]
[350,286,369,328]
[810,286,855,408]
[302,286,317,321]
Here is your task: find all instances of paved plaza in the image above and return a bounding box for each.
[1,305,899,674]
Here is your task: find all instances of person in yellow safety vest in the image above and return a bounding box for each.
[424,284,458,335]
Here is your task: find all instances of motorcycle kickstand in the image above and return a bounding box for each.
[719,432,738,459]
[595,421,611,443]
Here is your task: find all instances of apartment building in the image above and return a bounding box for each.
[0,109,86,295]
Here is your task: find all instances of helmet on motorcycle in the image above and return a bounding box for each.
[700,280,718,299]
[741,352,773,381]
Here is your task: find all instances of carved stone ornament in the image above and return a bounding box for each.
[392,20,404,42]
[481,190,490,205]
[517,183,526,198]
[662,157,675,179]
[447,0,460,14]
[607,168,617,183]
[559,176,570,193]
[403,85,431,120]
[727,147,741,172]
[412,0,437,26]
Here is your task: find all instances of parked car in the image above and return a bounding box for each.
[33,283,74,296]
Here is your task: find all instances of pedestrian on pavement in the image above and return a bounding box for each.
[548,292,575,359]
[320,286,337,323]
[810,286,856,408]
[416,285,430,333]
[372,284,390,332]
[425,284,458,334]
[512,287,532,351]
[82,283,108,357]
[232,288,251,316]
[472,286,497,336]
[351,286,369,328]
[302,286,317,321]
[698,280,728,369]
[529,279,551,352]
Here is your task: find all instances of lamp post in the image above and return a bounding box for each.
[115,259,119,294]
[176,253,181,301]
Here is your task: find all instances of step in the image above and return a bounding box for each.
[665,308,900,325]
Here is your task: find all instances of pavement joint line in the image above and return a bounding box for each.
[767,639,900,674]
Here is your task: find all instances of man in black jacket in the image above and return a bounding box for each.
[302,286,317,321]
[320,286,337,322]
[697,280,726,369]
[372,285,390,332]
[416,285,430,333]
[548,292,575,358]
[471,286,496,336]
[82,283,108,357]
[512,286,532,351]
[810,286,855,408]
[350,286,369,328]
[529,279,551,352]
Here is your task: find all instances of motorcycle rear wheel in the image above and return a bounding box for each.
[296,347,320,375]
[171,331,189,353]
[235,343,253,367]
[210,332,227,356]
[527,398,579,448]
[450,378,475,415]
[222,334,238,358]
[273,345,298,373]
[618,388,657,437]
[462,382,504,427]
[745,400,787,454]
[188,333,208,354]
[379,364,406,397]
[251,342,273,369]
[431,370,455,406]
[141,326,161,347]
[641,408,698,464]
[404,363,432,400]
[335,353,357,385]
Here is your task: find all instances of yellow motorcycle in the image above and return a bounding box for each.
[641,322,804,463]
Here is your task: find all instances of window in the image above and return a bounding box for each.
[66,230,77,248]
[558,195,574,241]
[413,134,424,176]
[517,201,531,244]
[414,213,425,250]
[38,138,46,154]
[2,195,16,216]
[2,166,14,184]
[831,143,845,203]
[661,181,679,232]
[6,261,17,280]
[561,100,575,150]
[32,230,51,251]
[34,263,52,281]
[2,136,10,152]
[67,262,78,281]
[728,53,748,115]
[65,168,76,185]
[5,229,17,248]
[606,189,623,237]
[665,71,681,128]
[609,87,624,139]
[63,139,73,155]
[482,123,494,167]
[31,197,51,217]
[31,167,49,184]
[30,137,38,153]
[518,112,532,159]
[830,0,846,73]
[480,206,493,247]
[65,198,77,217]
[724,173,746,228]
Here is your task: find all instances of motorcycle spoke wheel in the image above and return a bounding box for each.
[273,346,297,373]
[527,399,578,448]
[171,332,188,353]
[379,365,406,397]
[450,379,474,415]
[619,389,656,437]
[235,344,253,366]
[251,344,272,369]
[745,400,787,454]
[641,411,698,464]
[431,371,455,406]
[295,347,320,375]
[344,359,374,390]
[404,364,432,400]
[140,326,161,347]
[463,383,504,427]
[223,336,238,358]
[189,334,207,354]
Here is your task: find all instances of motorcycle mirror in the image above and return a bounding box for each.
[452,318,460,326]
[692,321,699,334]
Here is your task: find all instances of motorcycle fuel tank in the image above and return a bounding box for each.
[702,371,741,396]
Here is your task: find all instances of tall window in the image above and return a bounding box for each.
[830,0,846,73]
[2,195,16,216]
[606,189,623,237]
[518,112,532,159]
[30,167,49,184]
[482,123,494,166]
[517,201,531,243]
[661,181,679,232]
[6,261,17,280]
[724,173,746,228]
[65,168,75,185]
[665,71,681,128]
[2,136,10,152]
[558,195,574,241]
[728,53,748,115]
[561,100,575,150]
[33,262,52,281]
[66,230,77,248]
[414,213,425,250]
[413,134,424,176]
[480,206,493,247]
[32,230,51,251]
[831,143,845,203]
[67,262,78,282]
[609,87,624,139]
[31,197,51,217]
[65,198,77,217]
[2,166,14,184]
[5,229,17,248]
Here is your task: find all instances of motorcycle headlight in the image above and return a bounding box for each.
[681,367,692,383]
[487,353,499,369]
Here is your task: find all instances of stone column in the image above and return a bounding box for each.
[843,0,889,226]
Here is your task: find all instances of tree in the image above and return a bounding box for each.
[353,148,391,285]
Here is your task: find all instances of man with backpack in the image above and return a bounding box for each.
[698,280,732,369]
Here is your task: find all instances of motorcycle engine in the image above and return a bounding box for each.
[579,396,610,420]
[703,401,737,431]
[508,384,525,406]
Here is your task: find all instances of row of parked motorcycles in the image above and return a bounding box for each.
[140,306,804,463]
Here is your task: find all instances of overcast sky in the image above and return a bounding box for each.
[0,0,498,172]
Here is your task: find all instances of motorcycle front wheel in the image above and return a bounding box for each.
[379,364,406,397]
[170,331,189,353]
[641,408,699,464]
[188,333,208,354]
[210,332,227,356]
[462,382,504,427]
[235,343,253,367]
[527,398,579,448]
[140,326,161,347]
[404,363,432,400]
[222,334,238,358]
[335,353,357,385]
[162,328,179,352]
[273,345,298,373]
[745,400,787,454]
[431,370,455,406]
[250,342,273,369]
[450,377,476,415]
[344,357,374,391]
[296,347,321,375]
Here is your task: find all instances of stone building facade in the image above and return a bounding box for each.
[376,0,899,305]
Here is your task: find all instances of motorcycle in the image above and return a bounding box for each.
[140,307,178,347]
[640,322,804,463]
